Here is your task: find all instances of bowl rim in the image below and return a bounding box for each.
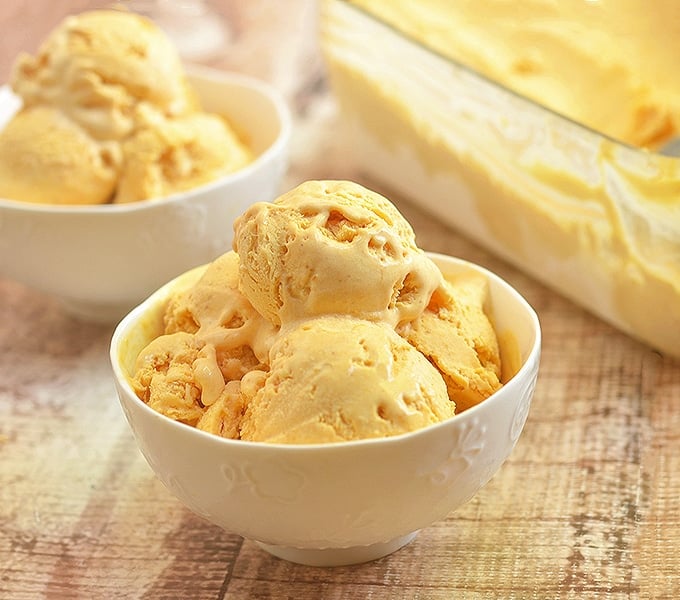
[110,252,541,452]
[0,65,292,214]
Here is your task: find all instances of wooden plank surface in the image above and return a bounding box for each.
[1,1,679,598]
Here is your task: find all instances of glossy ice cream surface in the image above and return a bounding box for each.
[398,273,502,413]
[131,251,278,430]
[130,181,504,444]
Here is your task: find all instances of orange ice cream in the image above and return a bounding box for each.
[398,273,502,413]
[233,180,442,327]
[0,106,120,205]
[131,251,278,432]
[131,180,503,444]
[239,316,455,444]
[11,9,197,141]
[0,9,252,205]
[114,112,252,204]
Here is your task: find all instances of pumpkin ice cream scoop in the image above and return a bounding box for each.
[0,106,120,205]
[11,9,198,141]
[233,180,442,327]
[114,112,252,203]
[131,251,278,432]
[238,315,455,444]
[398,272,502,412]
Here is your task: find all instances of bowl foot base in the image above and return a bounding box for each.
[255,531,419,567]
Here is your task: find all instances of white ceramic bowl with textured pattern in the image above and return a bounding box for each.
[110,253,541,567]
[0,65,291,323]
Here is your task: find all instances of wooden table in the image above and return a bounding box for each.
[1,2,679,598]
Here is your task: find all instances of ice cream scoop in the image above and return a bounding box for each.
[114,112,252,203]
[233,180,442,327]
[163,250,278,379]
[131,331,207,426]
[398,272,502,412]
[239,315,455,444]
[0,106,119,205]
[11,9,198,141]
[132,251,278,425]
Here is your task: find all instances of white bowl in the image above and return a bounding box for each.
[0,65,291,322]
[110,252,541,567]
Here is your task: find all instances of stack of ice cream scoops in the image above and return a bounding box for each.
[0,9,252,205]
[130,180,504,444]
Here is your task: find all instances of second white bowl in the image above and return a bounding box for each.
[0,66,292,322]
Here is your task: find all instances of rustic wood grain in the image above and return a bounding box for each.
[1,1,680,599]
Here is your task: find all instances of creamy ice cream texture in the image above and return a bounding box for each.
[233,180,442,327]
[239,316,455,444]
[11,9,197,141]
[131,181,503,444]
[347,0,680,150]
[115,112,253,204]
[132,251,278,427]
[0,9,252,205]
[0,106,119,205]
[397,273,501,413]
